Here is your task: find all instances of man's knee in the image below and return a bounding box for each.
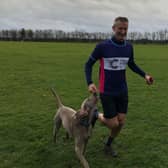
[118,113,126,126]
[111,120,120,128]
[106,117,119,129]
[118,119,125,127]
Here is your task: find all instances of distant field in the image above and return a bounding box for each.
[0,41,168,168]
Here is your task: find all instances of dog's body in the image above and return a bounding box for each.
[51,88,98,168]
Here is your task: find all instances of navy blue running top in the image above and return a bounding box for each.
[85,36,146,95]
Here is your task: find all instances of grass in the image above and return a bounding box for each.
[0,41,168,168]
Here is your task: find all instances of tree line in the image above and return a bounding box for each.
[0,28,168,43]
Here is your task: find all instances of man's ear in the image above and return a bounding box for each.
[112,25,115,31]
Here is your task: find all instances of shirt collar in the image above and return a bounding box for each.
[111,36,125,45]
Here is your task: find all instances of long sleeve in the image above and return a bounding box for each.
[84,44,102,85]
[128,45,146,78]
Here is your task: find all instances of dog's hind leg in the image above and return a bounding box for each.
[53,112,62,143]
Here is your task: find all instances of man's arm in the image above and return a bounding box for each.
[128,55,146,78]
[84,44,102,92]
[128,45,153,85]
[85,57,96,85]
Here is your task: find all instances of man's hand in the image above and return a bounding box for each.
[88,83,98,93]
[145,74,154,85]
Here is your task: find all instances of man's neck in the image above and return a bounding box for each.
[111,36,125,45]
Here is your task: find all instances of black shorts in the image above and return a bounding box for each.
[100,92,128,119]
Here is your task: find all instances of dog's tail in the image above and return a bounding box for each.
[50,88,63,108]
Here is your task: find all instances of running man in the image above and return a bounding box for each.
[84,17,153,156]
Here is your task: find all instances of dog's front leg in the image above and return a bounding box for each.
[83,138,88,155]
[75,138,90,168]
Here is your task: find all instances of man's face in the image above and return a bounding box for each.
[112,21,128,41]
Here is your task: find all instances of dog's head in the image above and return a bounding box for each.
[78,93,99,120]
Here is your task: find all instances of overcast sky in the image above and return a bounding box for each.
[0,0,168,32]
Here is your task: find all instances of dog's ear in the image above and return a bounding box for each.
[75,110,80,119]
[76,109,88,119]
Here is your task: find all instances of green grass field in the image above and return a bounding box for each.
[0,41,168,168]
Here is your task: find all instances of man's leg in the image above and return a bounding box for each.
[97,113,126,157]
[110,91,128,140]
[110,113,126,138]
[97,93,128,156]
[98,113,126,143]
[98,113,119,129]
[98,113,125,142]
[97,114,119,157]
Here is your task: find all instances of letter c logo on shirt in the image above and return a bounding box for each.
[110,59,118,69]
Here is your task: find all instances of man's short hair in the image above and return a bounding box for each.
[113,17,129,26]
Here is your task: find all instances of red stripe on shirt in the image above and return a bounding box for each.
[99,58,105,93]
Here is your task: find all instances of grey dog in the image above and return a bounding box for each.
[51,88,98,168]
